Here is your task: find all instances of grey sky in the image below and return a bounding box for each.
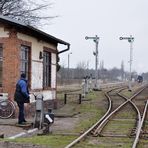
[43,0,148,73]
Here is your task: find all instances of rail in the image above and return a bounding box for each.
[94,85,146,137]
[132,100,148,148]
[65,87,130,148]
[64,85,147,148]
[64,88,112,148]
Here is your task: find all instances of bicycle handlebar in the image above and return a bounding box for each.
[29,93,43,100]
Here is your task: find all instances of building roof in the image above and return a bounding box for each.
[0,15,70,46]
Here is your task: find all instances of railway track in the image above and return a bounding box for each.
[65,85,148,148]
[131,86,148,147]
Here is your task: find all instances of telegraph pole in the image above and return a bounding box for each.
[119,35,134,91]
[85,35,100,90]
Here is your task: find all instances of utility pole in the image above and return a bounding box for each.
[85,35,100,90]
[119,35,134,91]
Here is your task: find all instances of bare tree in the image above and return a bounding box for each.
[75,61,88,79]
[0,0,56,26]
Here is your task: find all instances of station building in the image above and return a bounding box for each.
[0,15,70,107]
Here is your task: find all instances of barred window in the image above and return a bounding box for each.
[20,45,30,80]
[43,51,51,88]
[0,45,3,87]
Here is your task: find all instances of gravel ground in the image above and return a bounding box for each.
[0,125,27,138]
[0,118,33,138]
[0,93,80,148]
[0,116,78,137]
[0,141,49,148]
[0,115,79,148]
[52,117,79,134]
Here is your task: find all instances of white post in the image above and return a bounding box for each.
[68,52,72,84]
[85,35,100,90]
[119,35,134,91]
[128,35,133,91]
[94,35,99,89]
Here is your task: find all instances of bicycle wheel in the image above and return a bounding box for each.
[0,100,15,119]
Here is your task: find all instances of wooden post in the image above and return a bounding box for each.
[79,94,82,104]
[64,94,67,104]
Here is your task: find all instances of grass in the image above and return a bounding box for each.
[3,85,146,148]
[103,119,134,135]
[138,139,148,147]
[121,85,143,98]
[75,137,133,148]
[7,135,77,148]
[3,90,107,148]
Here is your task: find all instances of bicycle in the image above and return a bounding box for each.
[0,98,15,119]
[0,92,37,119]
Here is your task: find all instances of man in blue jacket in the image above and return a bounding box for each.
[14,73,30,124]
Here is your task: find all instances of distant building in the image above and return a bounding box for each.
[0,15,70,106]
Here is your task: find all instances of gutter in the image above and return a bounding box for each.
[58,44,70,54]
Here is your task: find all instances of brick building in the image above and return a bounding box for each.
[0,15,70,104]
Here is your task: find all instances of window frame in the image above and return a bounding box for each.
[43,50,52,88]
[20,45,31,84]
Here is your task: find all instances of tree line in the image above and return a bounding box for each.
[57,62,142,85]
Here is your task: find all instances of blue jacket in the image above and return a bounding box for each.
[14,78,30,103]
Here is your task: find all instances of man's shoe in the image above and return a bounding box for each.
[18,122,25,125]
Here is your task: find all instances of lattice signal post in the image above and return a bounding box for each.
[85,35,100,90]
[119,35,134,91]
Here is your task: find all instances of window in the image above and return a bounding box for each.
[0,45,3,87]
[20,45,30,80]
[43,51,51,88]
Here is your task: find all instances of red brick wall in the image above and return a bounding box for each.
[1,30,32,100]
[0,24,58,102]
[0,28,20,99]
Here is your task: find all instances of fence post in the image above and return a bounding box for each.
[79,94,82,104]
[64,94,67,104]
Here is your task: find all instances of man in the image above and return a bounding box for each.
[14,73,30,124]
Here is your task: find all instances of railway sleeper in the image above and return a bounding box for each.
[140,113,143,117]
[130,128,137,137]
[99,134,127,138]
[91,127,102,137]
[140,134,148,139]
[141,131,148,140]
[91,133,104,137]
[142,130,148,134]
[90,130,96,135]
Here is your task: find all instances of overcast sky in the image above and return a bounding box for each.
[43,0,148,74]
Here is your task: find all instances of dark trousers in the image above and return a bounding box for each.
[17,102,25,124]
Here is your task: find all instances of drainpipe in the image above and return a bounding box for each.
[58,44,70,54]
[54,43,70,109]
